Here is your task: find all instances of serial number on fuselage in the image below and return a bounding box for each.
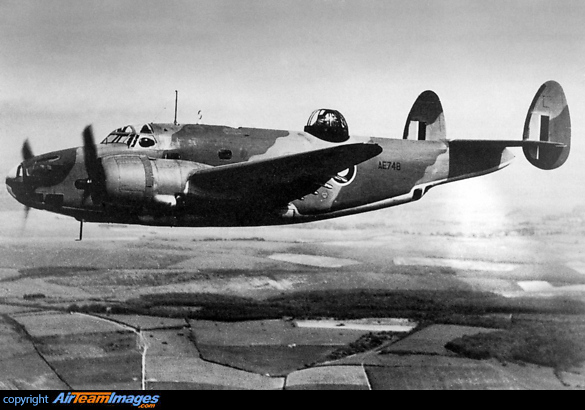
[378,161,402,171]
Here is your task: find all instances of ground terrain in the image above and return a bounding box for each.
[0,186,584,390]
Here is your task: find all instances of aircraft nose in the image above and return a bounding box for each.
[5,164,19,199]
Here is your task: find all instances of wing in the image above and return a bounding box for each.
[185,143,382,209]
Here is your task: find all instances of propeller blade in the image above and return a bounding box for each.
[83,126,99,180]
[22,140,34,161]
[20,206,30,235]
[82,125,105,202]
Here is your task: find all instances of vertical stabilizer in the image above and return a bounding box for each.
[403,91,446,141]
[523,81,571,170]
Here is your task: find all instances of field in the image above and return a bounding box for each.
[0,184,584,389]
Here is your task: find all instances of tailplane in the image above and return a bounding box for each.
[448,81,571,171]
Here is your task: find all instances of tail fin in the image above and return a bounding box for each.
[523,81,571,170]
[403,90,446,141]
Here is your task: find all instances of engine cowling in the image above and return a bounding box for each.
[101,155,209,207]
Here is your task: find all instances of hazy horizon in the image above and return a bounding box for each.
[1,0,584,221]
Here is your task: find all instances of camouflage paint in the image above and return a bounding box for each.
[7,124,505,226]
[5,81,571,229]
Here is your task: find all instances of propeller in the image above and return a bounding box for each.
[18,140,34,228]
[79,125,106,204]
[22,139,34,161]
[20,205,31,235]
[75,125,107,241]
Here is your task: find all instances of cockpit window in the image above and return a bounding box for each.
[101,125,136,145]
[101,124,157,148]
[140,124,154,134]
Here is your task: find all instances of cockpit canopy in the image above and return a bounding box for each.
[304,109,349,143]
[101,124,157,148]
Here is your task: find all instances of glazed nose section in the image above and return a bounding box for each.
[5,164,21,200]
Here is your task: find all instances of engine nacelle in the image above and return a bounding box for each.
[102,155,209,206]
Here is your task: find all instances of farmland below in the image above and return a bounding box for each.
[0,195,584,389]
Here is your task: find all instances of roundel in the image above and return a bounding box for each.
[333,165,357,186]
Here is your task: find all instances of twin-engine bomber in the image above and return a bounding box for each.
[5,81,571,240]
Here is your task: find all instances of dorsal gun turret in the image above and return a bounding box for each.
[305,109,350,143]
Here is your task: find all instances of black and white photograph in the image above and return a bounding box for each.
[0,0,584,392]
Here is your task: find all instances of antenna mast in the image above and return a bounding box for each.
[174,90,178,125]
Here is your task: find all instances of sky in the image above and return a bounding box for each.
[1,0,584,219]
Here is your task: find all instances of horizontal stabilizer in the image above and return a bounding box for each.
[449,140,566,150]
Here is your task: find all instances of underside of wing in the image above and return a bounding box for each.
[185,143,382,210]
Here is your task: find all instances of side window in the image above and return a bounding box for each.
[139,136,156,148]
[218,149,233,160]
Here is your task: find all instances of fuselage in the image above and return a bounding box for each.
[7,81,571,231]
[5,122,514,227]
